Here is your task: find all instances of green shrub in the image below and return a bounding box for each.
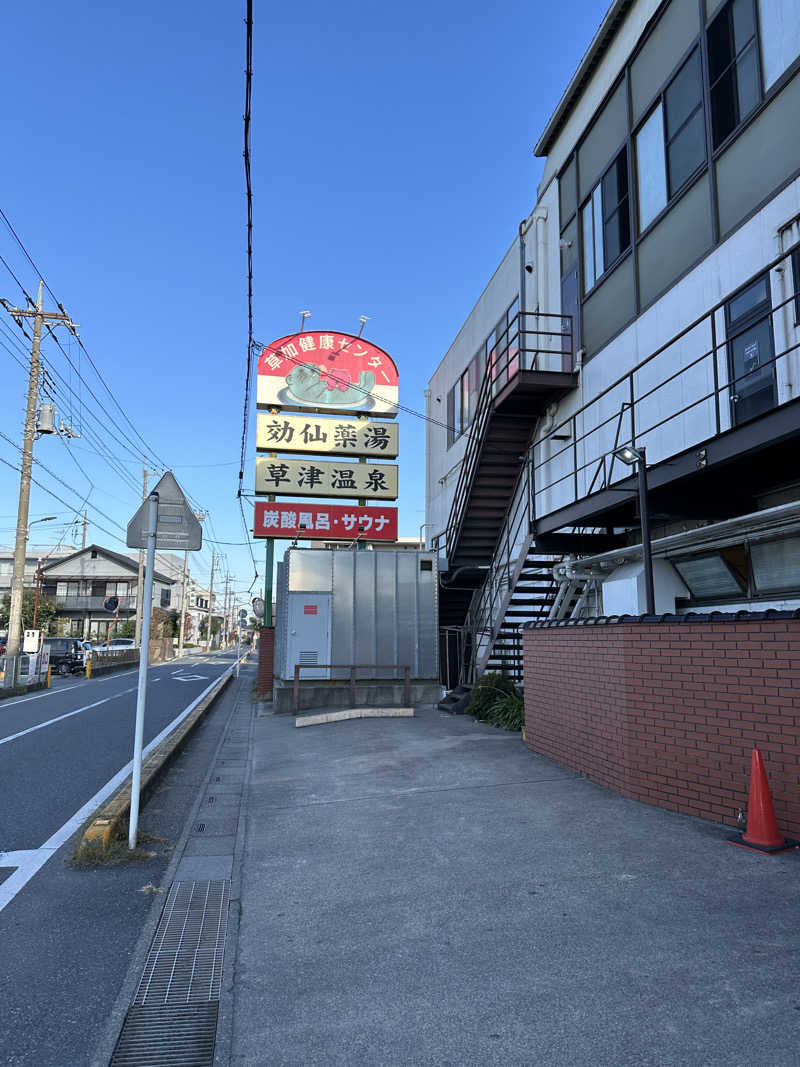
[484,692,525,731]
[467,672,518,722]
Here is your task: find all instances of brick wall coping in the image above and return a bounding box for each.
[521,608,800,629]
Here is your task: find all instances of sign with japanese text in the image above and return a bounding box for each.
[253,502,398,541]
[257,331,399,416]
[256,413,399,458]
[255,457,398,500]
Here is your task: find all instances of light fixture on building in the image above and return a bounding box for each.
[612,444,655,616]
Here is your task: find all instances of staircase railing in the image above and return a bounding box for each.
[445,311,573,563]
[460,457,544,682]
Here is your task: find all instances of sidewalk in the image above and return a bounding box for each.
[225,701,800,1067]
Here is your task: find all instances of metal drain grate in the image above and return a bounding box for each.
[110,1004,218,1067]
[109,881,230,1067]
[135,880,230,1005]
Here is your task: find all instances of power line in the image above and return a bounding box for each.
[0,205,170,473]
[0,455,128,549]
[252,335,463,437]
[238,0,255,498]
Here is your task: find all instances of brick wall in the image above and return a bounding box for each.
[257,626,275,698]
[523,618,800,837]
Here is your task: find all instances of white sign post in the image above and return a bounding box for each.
[128,491,158,851]
[125,471,202,851]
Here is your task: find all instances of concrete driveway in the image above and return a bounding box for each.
[229,704,800,1066]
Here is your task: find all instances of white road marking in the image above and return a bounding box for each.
[174,674,208,682]
[0,850,39,867]
[0,683,84,708]
[0,688,138,746]
[0,663,237,914]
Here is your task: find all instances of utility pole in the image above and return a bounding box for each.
[134,462,148,648]
[223,573,231,647]
[1,282,75,689]
[205,551,215,653]
[81,510,88,549]
[177,549,189,659]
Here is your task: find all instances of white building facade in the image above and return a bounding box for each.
[428,0,800,685]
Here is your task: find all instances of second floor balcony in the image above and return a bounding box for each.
[48,594,138,612]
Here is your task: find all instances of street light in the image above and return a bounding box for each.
[612,444,656,616]
[27,515,57,537]
[26,517,56,631]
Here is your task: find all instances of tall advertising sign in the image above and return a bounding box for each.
[253,329,401,631]
[257,332,399,416]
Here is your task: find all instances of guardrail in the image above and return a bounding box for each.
[292,663,411,714]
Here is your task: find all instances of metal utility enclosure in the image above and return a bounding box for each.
[274,547,438,681]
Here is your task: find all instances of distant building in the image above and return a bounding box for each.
[428,0,800,685]
[0,544,77,596]
[40,544,175,639]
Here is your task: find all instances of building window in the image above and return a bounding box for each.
[725,272,777,425]
[446,296,518,448]
[635,50,706,232]
[106,581,128,596]
[582,149,630,293]
[792,248,800,325]
[707,0,760,149]
[160,588,171,607]
[664,49,706,195]
[674,552,746,599]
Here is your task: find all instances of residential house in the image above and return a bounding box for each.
[40,544,176,640]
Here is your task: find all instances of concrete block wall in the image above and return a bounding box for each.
[522,617,800,837]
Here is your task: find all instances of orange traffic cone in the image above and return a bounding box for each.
[729,748,796,854]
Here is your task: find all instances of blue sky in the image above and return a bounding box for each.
[0,0,605,604]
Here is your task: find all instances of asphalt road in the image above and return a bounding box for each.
[0,654,233,853]
[0,650,245,1067]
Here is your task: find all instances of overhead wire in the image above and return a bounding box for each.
[238,0,255,499]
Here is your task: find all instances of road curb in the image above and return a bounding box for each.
[80,663,241,851]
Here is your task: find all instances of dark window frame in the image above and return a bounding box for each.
[724,268,778,424]
[706,0,762,152]
[633,43,708,238]
[580,144,631,296]
[792,248,800,326]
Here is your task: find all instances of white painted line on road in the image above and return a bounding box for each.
[0,850,39,867]
[0,688,138,746]
[0,662,238,915]
[0,682,84,708]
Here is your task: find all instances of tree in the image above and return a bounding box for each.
[0,590,58,635]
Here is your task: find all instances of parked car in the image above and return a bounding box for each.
[42,637,85,676]
[93,637,137,653]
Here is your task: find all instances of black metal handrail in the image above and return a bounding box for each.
[445,310,573,562]
[533,240,800,509]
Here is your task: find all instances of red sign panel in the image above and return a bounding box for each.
[303,604,318,615]
[257,331,399,416]
[254,501,398,541]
